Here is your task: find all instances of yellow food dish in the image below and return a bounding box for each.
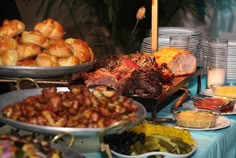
[212,86,236,98]
[175,110,218,128]
[131,121,195,146]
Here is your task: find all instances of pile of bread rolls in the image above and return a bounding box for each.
[0,18,94,67]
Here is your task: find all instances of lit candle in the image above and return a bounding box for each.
[151,0,158,52]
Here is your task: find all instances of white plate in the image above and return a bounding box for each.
[177,116,231,131]
[200,89,214,96]
[111,140,197,158]
[159,27,200,35]
[200,89,236,97]
[221,108,236,115]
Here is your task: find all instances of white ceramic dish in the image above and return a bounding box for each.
[201,88,236,98]
[176,116,231,131]
[111,141,197,158]
[200,89,214,96]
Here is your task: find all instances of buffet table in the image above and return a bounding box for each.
[0,73,236,158]
[1,76,235,158]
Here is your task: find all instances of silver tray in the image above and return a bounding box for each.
[0,61,95,78]
[0,87,146,136]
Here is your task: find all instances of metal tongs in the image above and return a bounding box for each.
[171,88,213,113]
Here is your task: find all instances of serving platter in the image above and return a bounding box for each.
[0,61,95,78]
[0,87,146,136]
[111,139,197,158]
[200,88,236,98]
[175,116,231,131]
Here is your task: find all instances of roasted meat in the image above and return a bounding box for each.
[80,68,118,88]
[73,53,174,97]
[153,48,197,76]
[116,64,174,97]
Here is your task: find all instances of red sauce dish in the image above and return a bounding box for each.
[193,97,235,113]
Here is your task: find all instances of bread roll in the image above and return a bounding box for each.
[153,48,197,76]
[21,31,49,48]
[35,52,59,67]
[47,39,72,57]
[65,38,93,63]
[58,55,80,66]
[0,19,25,37]
[47,39,57,45]
[17,59,37,67]
[0,49,18,66]
[17,43,41,61]
[34,18,64,39]
[14,36,22,44]
[0,36,18,53]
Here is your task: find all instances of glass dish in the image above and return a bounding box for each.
[172,108,219,129]
[193,96,235,113]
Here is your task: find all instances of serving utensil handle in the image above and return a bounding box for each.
[171,88,189,112]
[16,77,40,90]
[51,132,75,148]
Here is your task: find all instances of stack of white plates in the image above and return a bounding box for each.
[140,36,169,53]
[201,39,236,81]
[201,40,208,74]
[227,41,236,81]
[140,27,202,65]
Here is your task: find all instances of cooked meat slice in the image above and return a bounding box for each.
[81,68,117,88]
[153,48,197,76]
